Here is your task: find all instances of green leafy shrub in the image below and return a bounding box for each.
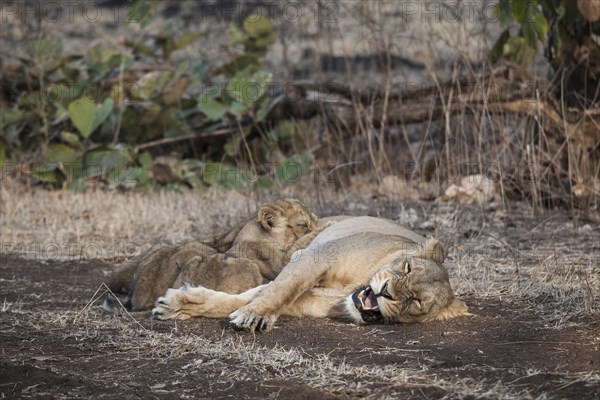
[1,2,312,191]
[492,0,600,69]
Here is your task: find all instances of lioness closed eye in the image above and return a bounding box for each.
[152,216,469,330]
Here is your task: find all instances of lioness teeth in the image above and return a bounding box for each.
[361,287,378,310]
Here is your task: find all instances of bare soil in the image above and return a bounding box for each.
[1,252,598,399]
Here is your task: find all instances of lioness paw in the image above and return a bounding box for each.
[151,288,190,320]
[229,306,276,332]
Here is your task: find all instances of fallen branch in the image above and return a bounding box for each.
[134,126,237,152]
[276,66,599,150]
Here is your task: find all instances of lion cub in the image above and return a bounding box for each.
[104,199,324,311]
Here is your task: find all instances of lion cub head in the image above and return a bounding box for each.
[347,238,468,324]
[257,198,318,246]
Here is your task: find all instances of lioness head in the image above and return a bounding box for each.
[346,238,468,324]
[258,199,318,245]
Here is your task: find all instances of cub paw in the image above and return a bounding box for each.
[151,288,190,320]
[229,306,276,332]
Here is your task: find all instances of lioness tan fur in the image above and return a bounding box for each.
[105,199,326,311]
[152,216,470,331]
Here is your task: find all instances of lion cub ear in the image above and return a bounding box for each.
[258,204,284,231]
[421,238,447,264]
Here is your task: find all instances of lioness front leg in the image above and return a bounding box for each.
[229,245,333,332]
[152,284,268,320]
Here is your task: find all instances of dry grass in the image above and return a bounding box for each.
[2,179,598,324]
[7,303,597,399]
[0,176,385,261]
[1,181,277,261]
[273,1,599,212]
[449,220,599,327]
[2,180,599,398]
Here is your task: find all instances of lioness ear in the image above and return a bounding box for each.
[421,238,447,264]
[258,204,283,231]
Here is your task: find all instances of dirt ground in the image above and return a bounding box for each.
[2,1,599,397]
[1,200,599,399]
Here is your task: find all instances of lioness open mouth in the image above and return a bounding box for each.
[351,286,383,323]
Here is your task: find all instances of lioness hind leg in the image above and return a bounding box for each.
[152,284,268,320]
[106,261,138,294]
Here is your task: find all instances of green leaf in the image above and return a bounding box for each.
[47,83,82,102]
[228,101,248,119]
[510,0,529,23]
[61,63,80,81]
[31,166,59,184]
[163,77,190,106]
[274,120,312,144]
[191,61,209,82]
[174,32,206,51]
[527,7,548,43]
[243,15,273,38]
[253,176,276,190]
[84,145,132,178]
[109,166,140,188]
[198,97,227,120]
[490,29,511,63]
[127,0,159,28]
[68,98,114,138]
[247,33,277,51]
[224,128,251,157]
[223,54,260,76]
[31,36,63,60]
[494,0,512,26]
[226,68,272,106]
[68,177,86,192]
[138,152,153,169]
[135,168,152,189]
[256,95,277,122]
[176,158,203,173]
[60,131,81,149]
[227,23,247,45]
[0,106,25,129]
[47,143,78,163]
[172,60,189,82]
[503,36,537,67]
[201,162,248,189]
[46,55,80,75]
[135,71,172,100]
[276,153,313,183]
[539,0,556,16]
[183,173,203,189]
[87,46,133,82]
[68,99,99,138]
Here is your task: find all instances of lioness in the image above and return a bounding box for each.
[151,216,469,331]
[105,199,325,311]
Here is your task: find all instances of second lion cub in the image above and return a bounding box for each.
[105,199,326,311]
